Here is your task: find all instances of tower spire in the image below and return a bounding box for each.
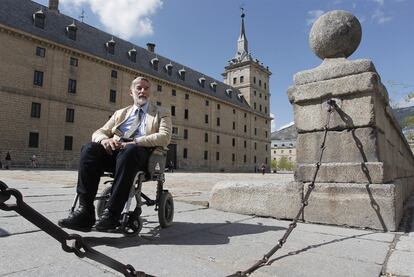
[235,7,249,62]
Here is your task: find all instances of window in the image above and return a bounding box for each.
[244,140,247,148]
[33,11,45,29]
[172,89,176,96]
[109,90,116,103]
[254,90,257,96]
[233,109,236,114]
[244,113,247,118]
[184,129,188,139]
[211,82,217,92]
[232,138,235,147]
[179,69,186,81]
[36,46,45,57]
[260,104,262,112]
[171,106,176,116]
[66,108,75,123]
[199,77,206,88]
[244,125,247,133]
[157,85,162,92]
[289,150,292,154]
[216,135,220,144]
[29,132,39,148]
[217,117,220,127]
[64,136,73,150]
[265,131,268,138]
[216,152,220,161]
[254,128,257,135]
[151,58,159,71]
[244,155,247,163]
[166,64,172,76]
[70,57,78,66]
[31,102,41,118]
[128,48,137,62]
[205,133,208,142]
[265,95,267,100]
[67,26,77,40]
[254,156,257,163]
[233,77,237,84]
[259,93,262,98]
[68,79,77,93]
[184,109,188,119]
[254,103,256,109]
[265,107,267,114]
[259,80,262,87]
[264,82,267,89]
[111,70,117,78]
[156,101,161,106]
[253,76,256,84]
[106,39,115,54]
[232,122,235,130]
[205,100,209,106]
[204,151,208,160]
[183,148,188,159]
[205,114,208,124]
[172,127,178,135]
[232,153,235,162]
[265,144,268,151]
[33,70,43,86]
[185,94,189,100]
[217,104,220,110]
[240,76,244,83]
[254,142,257,150]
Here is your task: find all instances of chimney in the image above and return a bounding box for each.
[146,43,155,53]
[49,0,59,12]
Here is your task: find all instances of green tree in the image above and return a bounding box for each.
[271,159,277,171]
[277,157,295,171]
[402,115,414,128]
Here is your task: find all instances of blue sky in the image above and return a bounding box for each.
[33,0,414,130]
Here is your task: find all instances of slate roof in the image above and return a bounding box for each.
[271,123,297,140]
[0,0,251,109]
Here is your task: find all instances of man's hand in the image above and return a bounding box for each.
[100,138,121,155]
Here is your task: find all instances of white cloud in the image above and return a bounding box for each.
[60,0,163,39]
[372,8,392,24]
[306,10,324,26]
[372,0,385,6]
[270,113,276,132]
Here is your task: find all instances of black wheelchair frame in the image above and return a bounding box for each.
[70,147,174,236]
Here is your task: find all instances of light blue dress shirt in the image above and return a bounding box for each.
[118,102,148,138]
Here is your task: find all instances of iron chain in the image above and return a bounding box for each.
[0,181,153,277]
[228,99,337,276]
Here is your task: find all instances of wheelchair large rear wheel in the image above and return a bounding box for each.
[96,186,112,217]
[158,191,174,228]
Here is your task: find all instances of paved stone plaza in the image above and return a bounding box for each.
[1,170,413,276]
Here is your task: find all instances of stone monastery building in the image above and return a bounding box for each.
[0,0,271,171]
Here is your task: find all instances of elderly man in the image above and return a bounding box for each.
[59,76,172,231]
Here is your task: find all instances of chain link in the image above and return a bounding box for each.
[0,181,153,277]
[228,99,337,277]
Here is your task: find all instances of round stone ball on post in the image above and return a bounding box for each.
[309,10,362,59]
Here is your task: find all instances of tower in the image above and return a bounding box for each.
[222,9,271,117]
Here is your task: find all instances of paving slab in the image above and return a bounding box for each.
[1,170,413,276]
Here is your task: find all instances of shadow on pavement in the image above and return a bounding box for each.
[84,221,285,248]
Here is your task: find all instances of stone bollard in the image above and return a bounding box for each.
[288,10,414,231]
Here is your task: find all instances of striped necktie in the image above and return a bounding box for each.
[124,108,143,138]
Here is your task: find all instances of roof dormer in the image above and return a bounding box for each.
[66,21,77,40]
[199,77,206,88]
[128,47,137,62]
[151,56,159,71]
[178,68,186,81]
[105,37,115,55]
[237,93,244,102]
[226,88,233,98]
[33,9,45,29]
[165,62,173,76]
[210,81,217,92]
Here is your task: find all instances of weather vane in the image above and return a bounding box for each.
[79,8,85,22]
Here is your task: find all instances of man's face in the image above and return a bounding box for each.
[130,79,151,106]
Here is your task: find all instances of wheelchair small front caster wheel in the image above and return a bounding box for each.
[121,214,143,237]
[158,191,174,228]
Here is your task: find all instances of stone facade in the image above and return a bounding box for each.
[0,0,271,171]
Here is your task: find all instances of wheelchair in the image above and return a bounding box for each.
[70,147,174,236]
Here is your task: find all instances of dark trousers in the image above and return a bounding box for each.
[76,142,151,216]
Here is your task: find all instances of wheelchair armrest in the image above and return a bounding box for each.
[147,147,167,179]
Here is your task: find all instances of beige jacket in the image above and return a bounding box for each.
[92,103,172,148]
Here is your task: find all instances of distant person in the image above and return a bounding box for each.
[261,163,266,175]
[31,155,38,168]
[169,160,174,173]
[5,151,11,169]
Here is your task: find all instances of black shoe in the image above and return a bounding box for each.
[58,206,95,231]
[95,209,119,231]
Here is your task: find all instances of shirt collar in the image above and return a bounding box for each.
[132,102,149,114]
